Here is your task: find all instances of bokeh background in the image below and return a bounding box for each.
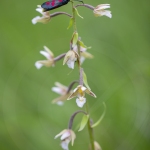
[0,0,150,149]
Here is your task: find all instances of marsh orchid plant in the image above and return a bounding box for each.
[32,1,111,150]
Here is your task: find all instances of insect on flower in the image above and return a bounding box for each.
[41,0,84,11]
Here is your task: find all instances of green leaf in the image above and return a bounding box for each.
[78,40,87,48]
[91,102,106,128]
[83,71,91,90]
[67,17,73,29]
[78,114,89,131]
[74,8,83,19]
[72,32,78,47]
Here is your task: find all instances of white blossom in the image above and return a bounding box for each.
[67,85,96,107]
[93,4,112,18]
[32,5,50,24]
[63,50,79,69]
[55,129,76,150]
[35,46,54,69]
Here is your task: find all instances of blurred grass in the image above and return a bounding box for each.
[0,0,150,150]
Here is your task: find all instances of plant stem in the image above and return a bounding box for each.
[71,2,95,149]
[71,1,77,32]
[86,103,95,150]
[68,110,87,129]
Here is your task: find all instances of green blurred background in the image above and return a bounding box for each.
[0,0,150,149]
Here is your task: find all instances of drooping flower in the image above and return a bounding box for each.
[35,46,54,69]
[67,85,96,108]
[32,5,50,24]
[63,50,79,69]
[55,129,76,150]
[93,4,112,18]
[51,82,72,105]
[73,45,93,64]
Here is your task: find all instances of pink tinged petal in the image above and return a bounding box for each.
[76,97,86,108]
[40,51,51,60]
[61,131,71,140]
[35,61,43,69]
[32,16,41,24]
[52,87,63,95]
[55,129,68,139]
[61,139,70,150]
[80,46,87,52]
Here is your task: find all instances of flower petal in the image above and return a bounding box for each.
[32,16,41,24]
[61,139,70,150]
[44,46,54,57]
[85,89,96,98]
[35,61,43,69]
[103,10,112,18]
[61,131,70,140]
[95,4,110,10]
[55,82,68,91]
[67,59,75,69]
[54,129,67,139]
[56,101,64,106]
[76,97,86,108]
[70,130,76,146]
[52,87,63,95]
[40,51,51,60]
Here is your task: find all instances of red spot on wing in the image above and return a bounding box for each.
[51,0,55,6]
[59,0,63,2]
[46,1,51,5]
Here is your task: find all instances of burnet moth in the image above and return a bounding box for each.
[41,0,83,11]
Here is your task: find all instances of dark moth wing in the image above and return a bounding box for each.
[41,0,70,11]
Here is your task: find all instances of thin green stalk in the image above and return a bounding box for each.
[71,1,77,32]
[86,103,95,150]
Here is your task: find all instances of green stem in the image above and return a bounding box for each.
[71,1,77,32]
[86,103,95,150]
[71,2,95,149]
